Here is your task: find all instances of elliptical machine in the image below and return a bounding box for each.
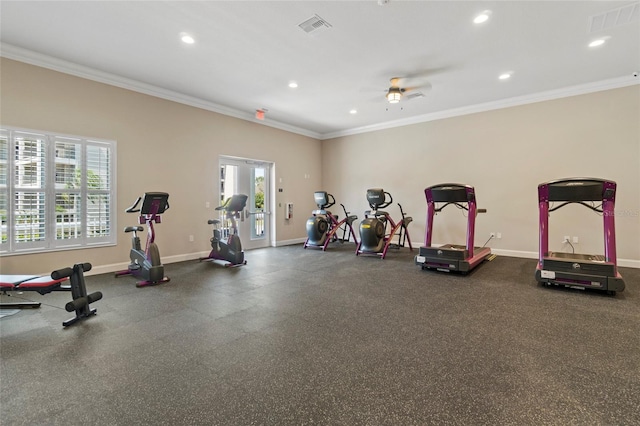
[304,191,358,251]
[356,188,413,259]
[115,192,170,287]
[200,194,248,267]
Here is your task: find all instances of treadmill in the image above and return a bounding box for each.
[535,178,625,294]
[415,183,491,273]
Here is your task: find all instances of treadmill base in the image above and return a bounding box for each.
[416,245,491,273]
[535,263,625,294]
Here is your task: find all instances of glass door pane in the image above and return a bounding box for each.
[218,157,272,250]
[219,163,238,239]
[251,166,265,240]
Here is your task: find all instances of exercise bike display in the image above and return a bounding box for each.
[356,188,413,259]
[115,192,170,287]
[415,183,492,274]
[200,194,248,267]
[304,191,358,251]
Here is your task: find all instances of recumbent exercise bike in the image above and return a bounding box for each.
[199,194,248,267]
[115,192,170,287]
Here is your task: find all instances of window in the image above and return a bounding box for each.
[0,127,116,255]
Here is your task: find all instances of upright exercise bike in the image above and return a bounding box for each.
[356,188,413,259]
[200,194,248,267]
[115,192,170,287]
[304,191,358,251]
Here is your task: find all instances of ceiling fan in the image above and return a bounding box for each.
[385,76,432,103]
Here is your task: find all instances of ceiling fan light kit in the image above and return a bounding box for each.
[386,88,402,103]
[385,76,431,104]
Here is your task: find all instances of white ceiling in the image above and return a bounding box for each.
[1,1,639,139]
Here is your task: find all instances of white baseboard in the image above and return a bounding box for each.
[483,248,640,268]
[85,251,209,276]
[491,249,538,259]
[619,259,640,268]
[275,238,306,247]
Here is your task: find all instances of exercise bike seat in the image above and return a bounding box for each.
[207,219,221,225]
[124,226,144,233]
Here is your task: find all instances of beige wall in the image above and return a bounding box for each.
[1,58,638,275]
[322,86,640,265]
[1,58,321,274]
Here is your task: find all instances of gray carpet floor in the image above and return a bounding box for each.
[1,243,639,425]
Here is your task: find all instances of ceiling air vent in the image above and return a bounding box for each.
[298,14,332,35]
[406,92,425,100]
[589,2,639,33]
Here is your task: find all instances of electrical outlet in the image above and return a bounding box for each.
[573,236,579,244]
[490,232,496,238]
[497,232,502,239]
[189,235,194,242]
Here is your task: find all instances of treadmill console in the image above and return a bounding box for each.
[546,178,608,202]
[427,184,475,203]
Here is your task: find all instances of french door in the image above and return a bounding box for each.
[219,156,272,250]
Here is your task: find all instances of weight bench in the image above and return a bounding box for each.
[0,263,103,327]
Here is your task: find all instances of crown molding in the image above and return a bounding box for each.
[321,75,640,140]
[0,43,322,140]
[2,43,637,141]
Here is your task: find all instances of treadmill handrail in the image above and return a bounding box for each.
[434,202,468,213]
[425,183,476,204]
[548,200,603,213]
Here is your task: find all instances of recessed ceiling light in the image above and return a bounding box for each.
[288,82,298,88]
[589,39,606,47]
[499,73,511,80]
[180,33,195,44]
[474,10,491,24]
[350,109,357,114]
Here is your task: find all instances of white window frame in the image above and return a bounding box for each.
[0,126,117,255]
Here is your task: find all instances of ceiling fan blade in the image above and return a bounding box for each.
[402,81,432,93]
[402,66,451,80]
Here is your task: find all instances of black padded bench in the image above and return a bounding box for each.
[0,263,103,327]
